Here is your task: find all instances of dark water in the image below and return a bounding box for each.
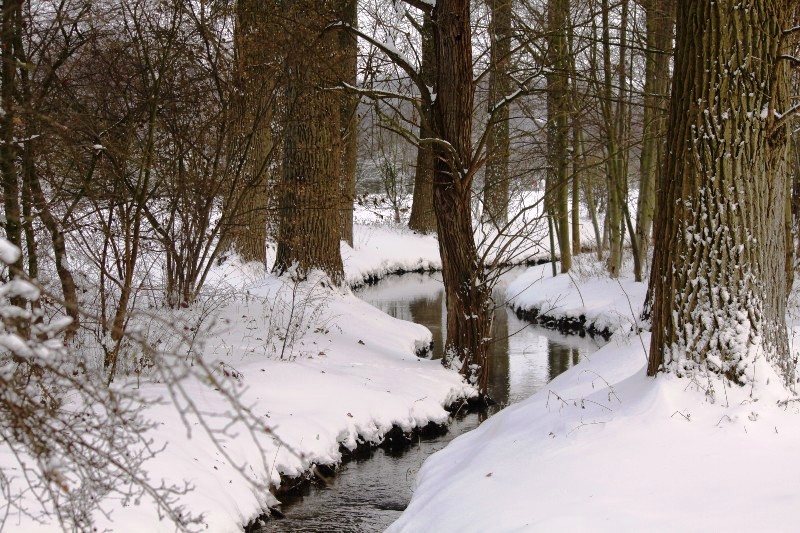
[259,272,603,532]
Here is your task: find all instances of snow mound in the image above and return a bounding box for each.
[507,263,647,336]
[342,224,441,286]
[389,333,800,532]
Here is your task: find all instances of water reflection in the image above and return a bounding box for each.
[262,272,603,533]
[488,301,510,407]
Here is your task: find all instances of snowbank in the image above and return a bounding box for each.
[0,270,475,532]
[205,223,442,291]
[506,261,647,337]
[389,332,800,532]
[104,275,475,532]
[342,224,441,286]
[5,270,474,532]
[389,263,800,532]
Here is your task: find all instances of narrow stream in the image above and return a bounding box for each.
[260,272,603,532]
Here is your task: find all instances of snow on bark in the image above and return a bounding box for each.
[648,0,795,390]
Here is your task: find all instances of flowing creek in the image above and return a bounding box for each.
[259,272,604,532]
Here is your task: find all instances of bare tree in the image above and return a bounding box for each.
[633,0,672,282]
[546,0,572,272]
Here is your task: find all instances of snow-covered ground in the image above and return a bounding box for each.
[343,224,441,285]
[102,275,474,532]
[506,257,647,336]
[1,226,475,532]
[353,191,608,268]
[389,258,800,532]
[0,200,692,532]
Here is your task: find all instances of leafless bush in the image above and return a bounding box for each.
[0,240,299,532]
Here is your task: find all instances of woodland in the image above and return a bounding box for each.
[1,0,800,531]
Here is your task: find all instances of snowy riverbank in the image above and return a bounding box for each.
[3,226,476,532]
[389,260,800,532]
[506,258,647,337]
[125,275,474,532]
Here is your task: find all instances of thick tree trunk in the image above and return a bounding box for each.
[224,0,276,265]
[648,0,793,386]
[273,0,345,285]
[408,15,437,234]
[482,0,512,226]
[338,0,358,246]
[431,0,492,393]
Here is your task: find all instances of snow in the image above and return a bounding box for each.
[388,261,800,532]
[7,202,792,532]
[1,225,474,532]
[506,258,647,336]
[0,279,41,301]
[0,237,20,264]
[342,224,441,286]
[390,331,800,531]
[97,276,474,532]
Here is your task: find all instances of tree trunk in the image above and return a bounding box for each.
[431,0,492,393]
[338,0,358,246]
[1,0,25,311]
[26,160,81,340]
[482,0,512,226]
[634,0,672,282]
[599,0,623,277]
[546,0,571,273]
[408,15,437,234]
[648,0,793,386]
[273,0,345,285]
[224,0,276,265]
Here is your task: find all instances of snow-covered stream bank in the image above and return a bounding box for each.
[1,226,460,532]
[260,273,605,532]
[388,260,800,532]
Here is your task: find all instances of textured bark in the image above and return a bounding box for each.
[273,0,344,285]
[546,0,571,272]
[338,0,358,246]
[634,0,672,281]
[482,0,512,226]
[431,0,492,393]
[648,0,793,385]
[224,0,276,265]
[408,15,437,234]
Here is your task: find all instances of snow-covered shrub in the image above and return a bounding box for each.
[0,239,289,531]
[0,239,198,530]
